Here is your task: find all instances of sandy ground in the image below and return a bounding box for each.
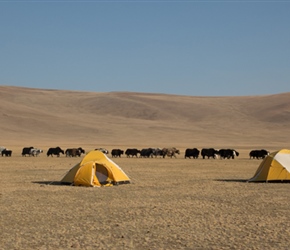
[1,148,290,250]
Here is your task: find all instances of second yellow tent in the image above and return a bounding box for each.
[249,149,290,182]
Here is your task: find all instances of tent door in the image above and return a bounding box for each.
[95,164,109,184]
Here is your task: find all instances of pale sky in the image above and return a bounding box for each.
[1,0,289,96]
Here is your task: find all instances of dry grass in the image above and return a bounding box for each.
[1,86,290,249]
[2,153,290,249]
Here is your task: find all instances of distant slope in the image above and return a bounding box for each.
[0,86,289,148]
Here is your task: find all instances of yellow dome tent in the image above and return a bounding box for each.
[61,150,130,187]
[249,149,290,182]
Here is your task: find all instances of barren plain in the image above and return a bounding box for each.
[1,86,290,249]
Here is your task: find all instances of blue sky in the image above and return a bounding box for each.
[1,0,289,96]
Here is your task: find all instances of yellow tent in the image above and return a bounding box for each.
[61,150,130,187]
[249,149,290,182]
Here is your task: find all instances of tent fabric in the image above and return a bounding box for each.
[60,150,130,187]
[249,149,290,182]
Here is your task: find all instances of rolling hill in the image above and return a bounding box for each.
[0,85,289,149]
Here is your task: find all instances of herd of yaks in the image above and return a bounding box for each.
[0,146,270,160]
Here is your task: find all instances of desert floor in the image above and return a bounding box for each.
[1,147,290,250]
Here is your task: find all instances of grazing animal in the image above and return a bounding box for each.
[125,148,141,158]
[218,149,239,159]
[22,147,34,157]
[162,147,180,158]
[152,148,163,158]
[2,149,12,157]
[140,148,154,158]
[201,148,219,159]
[66,147,85,157]
[249,149,269,159]
[65,148,79,157]
[185,148,200,159]
[95,148,109,154]
[30,148,43,157]
[111,149,124,158]
[47,147,64,157]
